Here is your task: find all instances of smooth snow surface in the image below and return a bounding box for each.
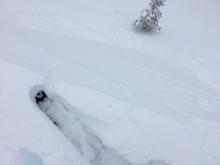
[16,148,44,165]
[0,0,220,164]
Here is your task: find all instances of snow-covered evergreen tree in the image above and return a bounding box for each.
[134,0,166,32]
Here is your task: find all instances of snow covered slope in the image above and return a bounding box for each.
[53,79,220,165]
[0,60,90,165]
[0,0,220,164]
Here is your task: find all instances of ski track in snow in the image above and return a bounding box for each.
[30,85,168,165]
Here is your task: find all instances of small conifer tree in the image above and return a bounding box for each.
[134,0,166,32]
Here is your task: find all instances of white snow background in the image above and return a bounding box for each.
[0,0,220,164]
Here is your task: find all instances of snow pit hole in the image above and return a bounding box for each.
[30,85,49,104]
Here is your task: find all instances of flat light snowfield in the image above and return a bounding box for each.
[0,0,219,165]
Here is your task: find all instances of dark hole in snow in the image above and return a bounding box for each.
[35,90,48,104]
[52,121,58,126]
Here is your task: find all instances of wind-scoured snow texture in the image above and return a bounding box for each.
[0,60,90,165]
